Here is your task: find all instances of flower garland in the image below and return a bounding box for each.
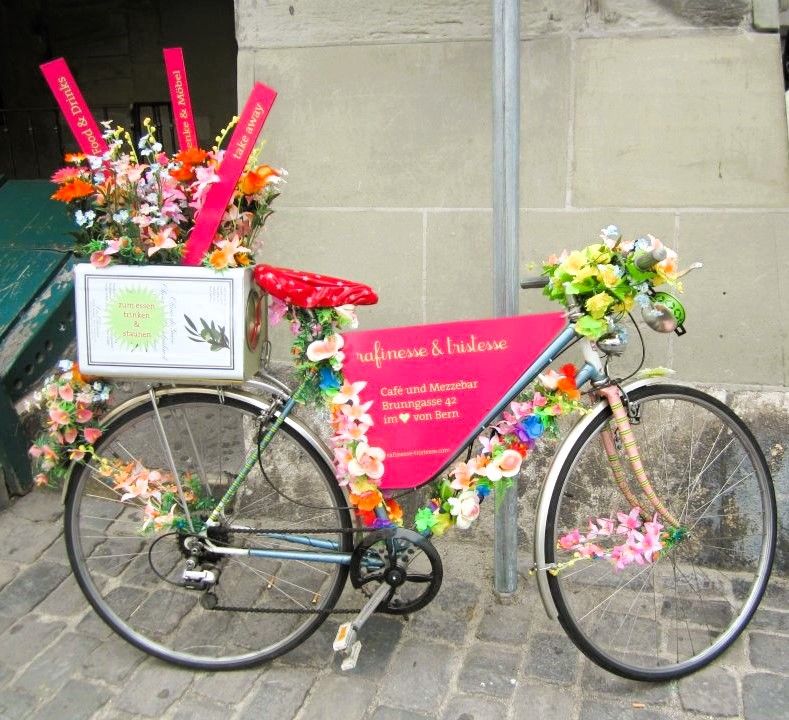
[412,365,585,535]
[49,117,285,269]
[555,508,686,572]
[542,226,679,339]
[27,360,216,532]
[27,361,111,488]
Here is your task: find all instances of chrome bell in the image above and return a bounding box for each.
[596,323,628,356]
[641,301,678,333]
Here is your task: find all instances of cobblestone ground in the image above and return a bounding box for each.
[0,489,786,720]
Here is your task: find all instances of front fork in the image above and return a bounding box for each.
[596,384,682,529]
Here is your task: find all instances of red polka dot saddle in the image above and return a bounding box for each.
[253,264,379,308]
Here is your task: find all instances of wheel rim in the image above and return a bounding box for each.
[66,394,350,668]
[547,387,775,678]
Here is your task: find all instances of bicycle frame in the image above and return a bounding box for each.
[64,326,664,619]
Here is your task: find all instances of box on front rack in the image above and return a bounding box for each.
[74,264,266,380]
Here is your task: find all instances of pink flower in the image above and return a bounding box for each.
[34,473,50,488]
[337,423,370,443]
[90,250,113,268]
[75,407,93,424]
[450,460,477,490]
[577,542,605,559]
[637,528,663,562]
[558,528,584,551]
[510,400,533,420]
[347,443,385,481]
[306,334,344,363]
[482,449,523,482]
[48,407,70,427]
[331,380,367,406]
[268,297,289,326]
[532,392,547,408]
[341,399,374,427]
[147,226,177,257]
[478,435,501,454]
[58,384,74,402]
[69,446,86,461]
[63,426,78,444]
[83,426,103,444]
[616,507,642,534]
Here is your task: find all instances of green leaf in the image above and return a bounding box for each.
[574,315,606,339]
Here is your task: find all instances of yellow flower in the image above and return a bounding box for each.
[557,250,586,277]
[597,264,621,288]
[573,265,598,284]
[586,292,615,319]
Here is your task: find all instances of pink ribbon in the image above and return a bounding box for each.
[163,48,198,151]
[182,82,277,266]
[40,58,109,156]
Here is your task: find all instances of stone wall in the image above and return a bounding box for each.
[235,0,789,387]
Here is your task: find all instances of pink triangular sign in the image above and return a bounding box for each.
[342,313,566,489]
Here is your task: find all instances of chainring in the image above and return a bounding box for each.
[349,528,443,615]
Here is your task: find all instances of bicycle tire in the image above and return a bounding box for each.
[544,384,776,681]
[65,390,352,670]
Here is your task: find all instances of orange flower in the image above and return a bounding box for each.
[170,165,195,182]
[384,497,403,524]
[234,252,253,267]
[349,490,381,512]
[556,376,580,401]
[51,178,94,202]
[174,147,208,166]
[238,165,278,196]
[64,152,86,163]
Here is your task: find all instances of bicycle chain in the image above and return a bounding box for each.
[205,525,382,615]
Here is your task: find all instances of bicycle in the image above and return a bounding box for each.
[60,235,776,682]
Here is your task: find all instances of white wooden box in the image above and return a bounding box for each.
[74,264,266,380]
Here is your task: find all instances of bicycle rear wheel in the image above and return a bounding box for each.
[545,384,776,681]
[65,389,352,670]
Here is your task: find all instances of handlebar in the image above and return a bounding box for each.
[520,276,549,289]
[633,246,667,271]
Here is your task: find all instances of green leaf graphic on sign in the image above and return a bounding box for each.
[107,287,166,350]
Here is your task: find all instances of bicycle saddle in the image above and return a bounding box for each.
[253,263,379,308]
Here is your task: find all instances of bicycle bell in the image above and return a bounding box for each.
[641,292,686,333]
[596,321,629,356]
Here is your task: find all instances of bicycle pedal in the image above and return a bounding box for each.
[340,640,362,671]
[333,622,356,653]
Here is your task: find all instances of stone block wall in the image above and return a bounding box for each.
[235,0,789,387]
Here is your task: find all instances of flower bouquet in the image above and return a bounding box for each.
[49,117,284,269]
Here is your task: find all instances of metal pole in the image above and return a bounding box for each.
[492,0,520,596]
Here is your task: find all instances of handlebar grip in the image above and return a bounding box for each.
[634,246,667,271]
[520,276,549,289]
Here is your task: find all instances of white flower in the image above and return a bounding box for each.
[447,489,480,530]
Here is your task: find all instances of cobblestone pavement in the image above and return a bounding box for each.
[0,489,786,720]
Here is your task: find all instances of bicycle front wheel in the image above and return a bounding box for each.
[65,389,352,670]
[545,384,776,681]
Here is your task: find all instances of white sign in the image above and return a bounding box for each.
[74,264,264,380]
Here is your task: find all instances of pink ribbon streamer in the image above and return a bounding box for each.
[163,48,198,152]
[182,82,277,266]
[39,58,109,156]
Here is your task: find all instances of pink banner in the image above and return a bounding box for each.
[39,58,109,156]
[342,313,567,489]
[163,47,198,151]
[182,82,277,265]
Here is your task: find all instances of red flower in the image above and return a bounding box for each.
[560,363,577,379]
